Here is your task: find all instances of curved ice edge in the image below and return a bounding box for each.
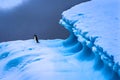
[59,18,120,76]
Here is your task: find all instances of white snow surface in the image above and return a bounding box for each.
[62,0,120,62]
[0,0,120,79]
[0,39,108,80]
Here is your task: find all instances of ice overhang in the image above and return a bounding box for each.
[60,0,120,74]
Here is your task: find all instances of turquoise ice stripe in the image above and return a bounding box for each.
[0,52,10,60]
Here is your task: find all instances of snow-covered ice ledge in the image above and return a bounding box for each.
[0,0,120,80]
[60,0,120,76]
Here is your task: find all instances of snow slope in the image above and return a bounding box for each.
[0,0,120,80]
[0,39,119,80]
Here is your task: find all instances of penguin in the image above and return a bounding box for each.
[34,34,39,43]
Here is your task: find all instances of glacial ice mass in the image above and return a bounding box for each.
[61,0,120,62]
[60,0,120,74]
[0,0,120,80]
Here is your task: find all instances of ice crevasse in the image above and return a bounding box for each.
[0,0,120,80]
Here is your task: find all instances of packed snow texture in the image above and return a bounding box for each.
[0,0,120,80]
[0,38,119,80]
[61,0,120,67]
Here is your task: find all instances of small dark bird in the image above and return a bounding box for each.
[34,34,39,43]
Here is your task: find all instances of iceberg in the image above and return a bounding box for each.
[0,0,120,80]
[60,0,120,79]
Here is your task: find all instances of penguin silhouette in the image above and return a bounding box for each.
[34,34,39,43]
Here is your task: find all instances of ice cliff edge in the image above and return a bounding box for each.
[0,0,120,80]
[60,0,120,77]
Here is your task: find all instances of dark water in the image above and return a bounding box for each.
[0,0,88,42]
